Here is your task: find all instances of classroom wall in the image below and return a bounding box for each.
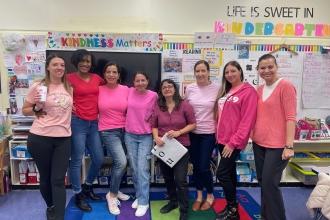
[0,0,330,111]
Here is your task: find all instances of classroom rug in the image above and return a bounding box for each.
[65,189,260,220]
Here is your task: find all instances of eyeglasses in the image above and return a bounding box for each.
[162,85,174,90]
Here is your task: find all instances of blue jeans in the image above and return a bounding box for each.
[125,132,153,205]
[189,133,215,193]
[69,115,104,193]
[100,128,127,195]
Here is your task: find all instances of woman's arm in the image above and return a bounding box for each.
[152,127,164,146]
[167,123,196,138]
[22,101,36,116]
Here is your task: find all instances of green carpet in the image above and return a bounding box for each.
[150,200,216,220]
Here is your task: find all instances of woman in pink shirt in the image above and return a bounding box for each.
[185,60,219,211]
[124,72,157,217]
[98,62,130,215]
[214,61,257,220]
[23,54,72,220]
[252,54,296,220]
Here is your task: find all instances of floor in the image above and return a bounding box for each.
[0,187,314,220]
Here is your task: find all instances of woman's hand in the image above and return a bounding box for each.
[167,130,181,138]
[33,92,45,110]
[282,148,294,160]
[154,136,165,146]
[221,144,234,158]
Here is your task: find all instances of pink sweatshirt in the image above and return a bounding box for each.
[252,79,297,148]
[216,83,258,149]
[125,88,157,134]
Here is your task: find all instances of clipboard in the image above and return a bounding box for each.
[151,134,188,168]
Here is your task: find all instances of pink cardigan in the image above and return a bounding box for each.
[252,79,297,148]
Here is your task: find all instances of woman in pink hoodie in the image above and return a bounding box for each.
[214,61,258,220]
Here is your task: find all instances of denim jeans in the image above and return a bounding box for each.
[69,115,104,193]
[100,128,127,195]
[124,132,153,206]
[189,133,215,193]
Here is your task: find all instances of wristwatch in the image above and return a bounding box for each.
[284,145,294,150]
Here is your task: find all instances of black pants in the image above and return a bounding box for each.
[253,142,288,220]
[27,133,71,220]
[216,144,241,205]
[159,152,189,214]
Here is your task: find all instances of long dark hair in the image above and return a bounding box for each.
[214,61,244,119]
[157,79,183,111]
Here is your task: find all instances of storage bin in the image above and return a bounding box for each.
[288,162,318,185]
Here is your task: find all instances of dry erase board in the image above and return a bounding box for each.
[46,50,162,91]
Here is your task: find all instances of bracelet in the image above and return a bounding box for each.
[32,104,43,113]
[284,145,294,150]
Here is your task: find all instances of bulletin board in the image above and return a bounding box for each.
[0,32,329,120]
[161,42,330,119]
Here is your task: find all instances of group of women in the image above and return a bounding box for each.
[23,48,296,220]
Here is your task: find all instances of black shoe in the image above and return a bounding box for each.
[160,201,178,214]
[220,206,240,220]
[82,183,101,200]
[179,212,188,220]
[46,206,56,220]
[216,204,230,220]
[75,192,92,212]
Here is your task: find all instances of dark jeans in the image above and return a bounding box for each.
[189,133,215,193]
[216,144,241,205]
[27,133,71,220]
[253,142,288,220]
[159,152,189,214]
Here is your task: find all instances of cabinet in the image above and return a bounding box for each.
[282,140,330,184]
[9,115,37,186]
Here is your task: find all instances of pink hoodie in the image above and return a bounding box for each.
[216,83,258,150]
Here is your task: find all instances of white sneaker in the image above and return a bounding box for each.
[135,204,149,217]
[132,199,138,209]
[118,191,130,201]
[106,192,120,215]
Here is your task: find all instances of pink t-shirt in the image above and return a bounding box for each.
[185,82,220,134]
[26,82,73,137]
[125,88,157,134]
[252,80,297,148]
[67,73,103,120]
[98,84,129,131]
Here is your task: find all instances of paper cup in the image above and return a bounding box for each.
[38,85,48,102]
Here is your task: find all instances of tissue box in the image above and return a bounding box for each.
[12,145,32,158]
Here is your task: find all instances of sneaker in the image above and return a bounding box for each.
[132,199,138,209]
[118,191,130,201]
[106,192,120,215]
[135,204,149,217]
